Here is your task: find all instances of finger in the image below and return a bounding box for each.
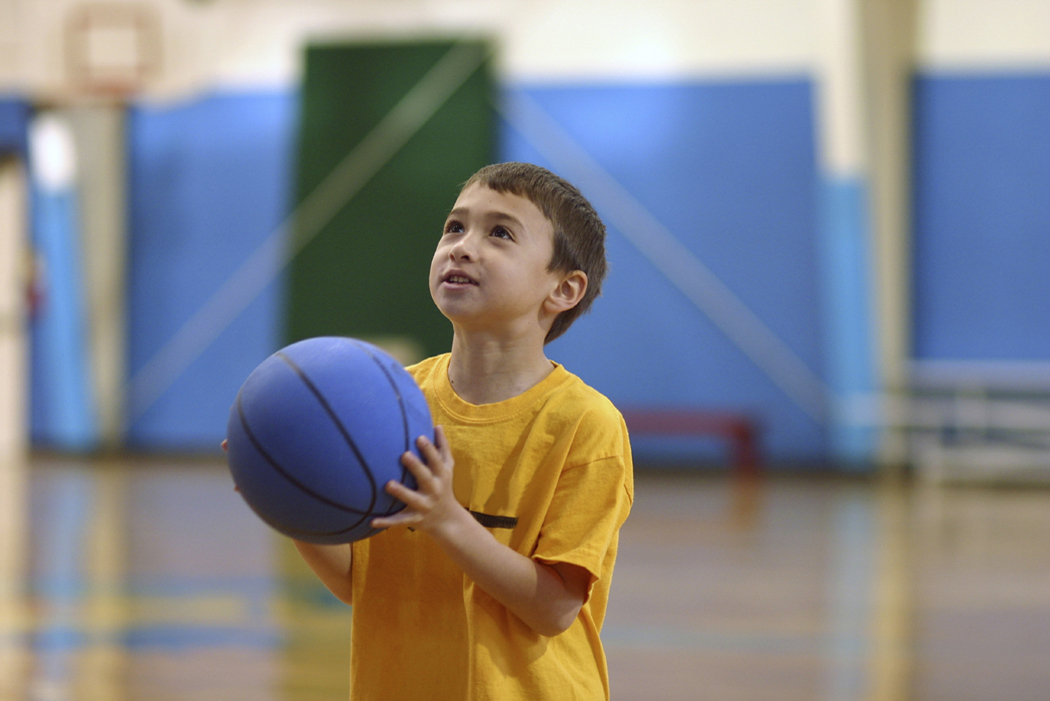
[385,477,416,500]
[221,439,228,453]
[372,511,418,530]
[416,434,446,476]
[434,425,453,465]
[400,450,436,489]
[373,484,426,529]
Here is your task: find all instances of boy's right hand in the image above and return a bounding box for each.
[371,426,467,538]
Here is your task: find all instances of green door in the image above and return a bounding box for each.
[286,40,494,363]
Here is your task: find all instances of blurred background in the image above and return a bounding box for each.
[1,1,1049,700]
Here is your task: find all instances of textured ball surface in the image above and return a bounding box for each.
[225,337,432,544]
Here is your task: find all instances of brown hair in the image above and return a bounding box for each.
[462,162,607,343]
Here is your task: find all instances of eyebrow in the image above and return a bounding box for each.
[446,207,525,229]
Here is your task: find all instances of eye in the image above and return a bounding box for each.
[443,220,463,235]
[490,226,513,240]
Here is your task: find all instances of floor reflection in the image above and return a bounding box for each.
[8,455,351,701]
[1,454,29,701]
[3,456,1050,700]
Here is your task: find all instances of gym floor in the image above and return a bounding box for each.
[2,455,1049,700]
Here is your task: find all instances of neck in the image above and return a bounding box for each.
[446,330,554,405]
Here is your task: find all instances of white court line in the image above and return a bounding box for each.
[128,42,490,423]
[497,90,830,422]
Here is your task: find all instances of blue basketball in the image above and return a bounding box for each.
[225,337,432,544]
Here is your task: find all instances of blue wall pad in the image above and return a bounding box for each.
[500,80,828,463]
[30,185,99,451]
[818,177,876,466]
[126,92,296,449]
[913,73,1050,361]
[0,97,30,156]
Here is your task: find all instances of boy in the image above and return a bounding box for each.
[295,162,633,700]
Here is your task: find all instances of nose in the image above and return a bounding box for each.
[448,233,475,261]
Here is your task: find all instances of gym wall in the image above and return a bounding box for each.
[1,0,1047,465]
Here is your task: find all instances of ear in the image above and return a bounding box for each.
[544,270,588,315]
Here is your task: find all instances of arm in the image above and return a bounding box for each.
[292,541,354,605]
[372,427,590,637]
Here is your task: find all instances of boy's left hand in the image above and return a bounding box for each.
[371,426,465,535]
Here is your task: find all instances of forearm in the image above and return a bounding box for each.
[430,508,583,637]
[293,540,354,605]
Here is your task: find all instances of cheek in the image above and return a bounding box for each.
[428,248,444,278]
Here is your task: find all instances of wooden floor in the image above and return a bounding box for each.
[2,455,1050,700]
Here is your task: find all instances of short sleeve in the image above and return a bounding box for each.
[532,413,633,596]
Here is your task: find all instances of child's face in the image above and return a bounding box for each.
[430,184,562,336]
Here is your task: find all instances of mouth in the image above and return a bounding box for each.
[442,272,478,286]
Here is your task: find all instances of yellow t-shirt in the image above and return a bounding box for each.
[349,353,633,700]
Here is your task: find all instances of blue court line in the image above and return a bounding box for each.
[28,575,279,598]
[602,624,873,657]
[2,625,284,651]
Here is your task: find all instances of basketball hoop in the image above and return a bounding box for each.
[64,2,160,100]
